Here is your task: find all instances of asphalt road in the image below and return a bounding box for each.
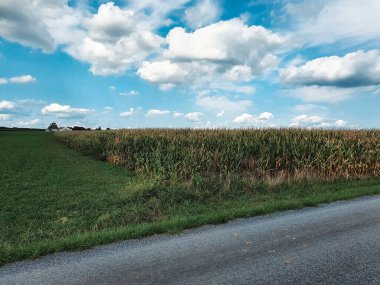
[1,195,380,285]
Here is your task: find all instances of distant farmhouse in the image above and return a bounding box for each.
[45,123,72,132]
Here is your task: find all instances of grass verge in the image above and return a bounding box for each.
[1,131,380,265]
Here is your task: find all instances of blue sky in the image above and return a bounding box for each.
[0,0,380,129]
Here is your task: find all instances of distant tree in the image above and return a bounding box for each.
[72,126,86,131]
[106,128,111,130]
[95,126,101,131]
[48,122,58,131]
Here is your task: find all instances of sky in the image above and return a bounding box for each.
[0,0,380,129]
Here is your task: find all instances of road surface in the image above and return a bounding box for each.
[1,195,380,284]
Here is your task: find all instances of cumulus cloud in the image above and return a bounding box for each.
[233,112,274,124]
[145,109,170,117]
[0,0,83,52]
[281,50,380,88]
[258,112,274,121]
[335,120,347,127]
[0,1,168,75]
[138,60,193,84]
[165,18,283,63]
[291,115,323,126]
[0,75,36,84]
[120,108,136,117]
[224,65,253,82]
[173,112,184,118]
[164,19,283,64]
[185,112,204,122]
[41,103,94,118]
[184,0,221,29]
[291,114,347,128]
[1,1,285,86]
[0,100,15,111]
[84,4,136,42]
[66,2,164,76]
[137,18,284,89]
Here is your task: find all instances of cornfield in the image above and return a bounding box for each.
[55,129,380,182]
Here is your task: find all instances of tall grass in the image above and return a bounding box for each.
[55,128,380,183]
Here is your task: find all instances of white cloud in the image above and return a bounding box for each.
[120,108,136,117]
[286,0,380,47]
[233,114,252,124]
[0,0,83,52]
[281,50,380,88]
[9,75,36,83]
[67,33,163,76]
[66,2,164,76]
[119,90,139,96]
[184,0,221,29]
[335,120,347,127]
[84,4,136,42]
[258,112,274,121]
[164,18,283,68]
[137,18,284,89]
[41,103,94,118]
[290,114,348,128]
[13,119,41,128]
[145,109,170,117]
[173,112,184,118]
[138,60,192,84]
[233,112,274,124]
[0,114,12,120]
[159,83,176,91]
[291,115,323,126]
[196,95,252,114]
[0,100,15,111]
[185,112,204,122]
[282,85,372,103]
[0,75,36,84]
[224,65,253,82]
[109,86,116,91]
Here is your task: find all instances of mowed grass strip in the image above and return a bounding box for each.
[1,131,380,265]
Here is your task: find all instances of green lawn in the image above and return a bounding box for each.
[1,131,380,265]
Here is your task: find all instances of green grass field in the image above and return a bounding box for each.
[1,131,380,265]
